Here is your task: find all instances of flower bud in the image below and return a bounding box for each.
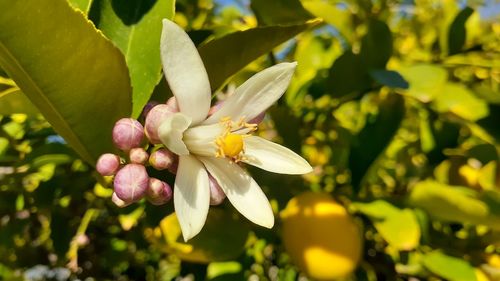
[166,96,179,111]
[113,164,149,202]
[209,174,226,205]
[129,147,149,164]
[141,101,159,120]
[112,118,144,151]
[96,153,120,176]
[149,148,175,171]
[112,192,131,208]
[146,178,173,205]
[208,101,223,116]
[144,104,177,144]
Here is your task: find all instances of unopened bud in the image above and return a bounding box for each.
[208,101,223,116]
[112,118,144,151]
[112,192,131,208]
[149,148,175,171]
[146,178,173,205]
[209,174,226,205]
[166,97,179,111]
[129,148,149,164]
[141,101,159,119]
[96,153,120,176]
[113,164,149,202]
[145,104,177,144]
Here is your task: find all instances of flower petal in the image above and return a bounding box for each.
[203,62,297,125]
[199,157,274,228]
[161,19,211,124]
[184,123,224,157]
[242,136,313,175]
[158,113,191,155]
[174,155,210,241]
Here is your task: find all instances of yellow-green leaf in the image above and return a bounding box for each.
[92,0,175,117]
[0,0,132,164]
[422,251,476,281]
[399,64,448,102]
[0,86,39,116]
[432,83,489,121]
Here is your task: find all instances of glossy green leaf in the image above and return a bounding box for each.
[422,251,476,281]
[448,7,474,56]
[360,19,392,69]
[198,19,322,92]
[93,0,175,117]
[251,0,313,25]
[0,0,132,164]
[326,51,371,98]
[352,200,400,219]
[0,86,39,116]
[432,83,488,121]
[370,70,409,89]
[67,0,94,14]
[408,180,500,229]
[349,94,405,191]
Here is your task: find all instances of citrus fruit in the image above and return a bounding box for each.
[281,192,362,280]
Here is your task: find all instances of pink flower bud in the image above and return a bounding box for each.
[113,164,149,202]
[141,101,159,119]
[129,148,149,164]
[208,101,223,116]
[248,112,265,124]
[112,192,131,208]
[112,118,144,151]
[144,104,177,144]
[146,178,172,205]
[209,174,226,205]
[166,97,179,111]
[149,148,175,171]
[96,153,120,176]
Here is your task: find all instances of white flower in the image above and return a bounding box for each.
[158,19,313,241]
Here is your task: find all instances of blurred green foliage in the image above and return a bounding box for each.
[1,0,500,280]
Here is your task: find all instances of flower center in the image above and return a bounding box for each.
[218,134,244,157]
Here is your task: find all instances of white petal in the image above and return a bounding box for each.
[203,62,297,125]
[242,136,313,175]
[161,19,211,124]
[158,113,191,155]
[184,123,224,157]
[199,157,274,228]
[174,155,210,241]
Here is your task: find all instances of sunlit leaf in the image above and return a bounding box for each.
[301,0,352,41]
[198,19,322,91]
[92,0,175,117]
[398,64,448,102]
[0,0,132,164]
[422,251,476,281]
[432,83,488,121]
[0,86,39,116]
[67,0,94,14]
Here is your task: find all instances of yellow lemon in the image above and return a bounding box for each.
[281,192,362,280]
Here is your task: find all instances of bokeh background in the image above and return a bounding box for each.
[1,0,500,280]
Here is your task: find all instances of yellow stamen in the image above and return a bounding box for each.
[218,134,244,158]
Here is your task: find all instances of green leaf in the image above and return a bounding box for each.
[353,200,420,250]
[92,0,175,117]
[448,7,474,56]
[399,64,448,103]
[198,19,322,92]
[250,0,313,25]
[326,51,371,98]
[422,251,476,281]
[301,1,353,42]
[370,70,409,89]
[0,86,40,116]
[0,0,132,164]
[67,0,94,14]
[360,19,392,69]
[408,180,500,229]
[349,94,405,191]
[432,83,488,121]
